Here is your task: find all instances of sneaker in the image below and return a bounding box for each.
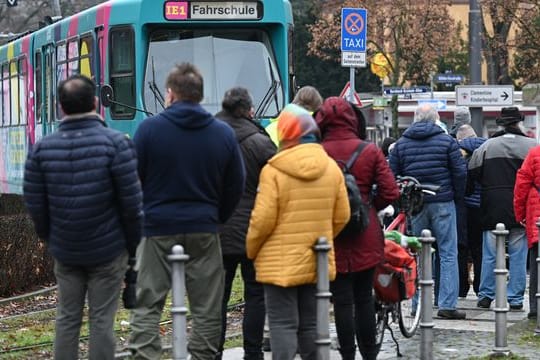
[528,311,537,319]
[437,309,466,319]
[509,303,523,311]
[477,297,492,309]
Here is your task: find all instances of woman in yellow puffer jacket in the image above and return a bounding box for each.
[246,103,350,359]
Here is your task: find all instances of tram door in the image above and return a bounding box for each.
[42,45,55,135]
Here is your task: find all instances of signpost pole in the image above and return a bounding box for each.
[469,0,483,136]
[430,74,434,100]
[349,68,355,103]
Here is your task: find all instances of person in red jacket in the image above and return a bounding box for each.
[315,97,399,360]
[513,145,540,319]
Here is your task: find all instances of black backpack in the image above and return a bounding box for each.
[339,142,370,237]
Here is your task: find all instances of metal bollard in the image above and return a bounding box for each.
[168,245,190,360]
[492,223,510,355]
[313,237,331,360]
[419,229,435,360]
[536,220,540,336]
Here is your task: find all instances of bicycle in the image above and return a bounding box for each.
[374,176,439,355]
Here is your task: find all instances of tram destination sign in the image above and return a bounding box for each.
[164,1,261,21]
[456,85,514,106]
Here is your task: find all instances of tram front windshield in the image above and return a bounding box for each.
[144,28,284,118]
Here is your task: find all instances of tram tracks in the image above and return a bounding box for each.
[0,287,246,358]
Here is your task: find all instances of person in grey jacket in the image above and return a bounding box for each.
[468,107,536,310]
[215,87,276,360]
[23,74,143,360]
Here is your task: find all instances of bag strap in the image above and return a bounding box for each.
[344,142,369,172]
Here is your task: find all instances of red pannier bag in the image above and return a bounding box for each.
[374,240,417,303]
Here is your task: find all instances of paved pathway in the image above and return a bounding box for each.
[223,287,537,359]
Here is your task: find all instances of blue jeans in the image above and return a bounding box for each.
[479,228,527,305]
[411,201,459,310]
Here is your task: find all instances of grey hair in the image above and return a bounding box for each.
[414,103,440,123]
[456,124,477,141]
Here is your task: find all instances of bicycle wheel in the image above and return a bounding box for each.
[398,258,421,337]
[374,300,387,352]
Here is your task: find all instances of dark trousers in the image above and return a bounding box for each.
[530,246,538,314]
[457,206,483,297]
[218,254,265,360]
[265,284,317,360]
[466,207,483,295]
[331,268,377,360]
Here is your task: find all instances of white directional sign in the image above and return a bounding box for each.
[341,51,366,67]
[455,85,514,107]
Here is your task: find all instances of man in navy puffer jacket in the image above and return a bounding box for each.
[23,75,143,360]
[389,104,467,320]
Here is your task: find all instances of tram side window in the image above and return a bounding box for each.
[79,35,94,81]
[35,52,42,124]
[10,60,19,126]
[109,27,135,119]
[1,64,7,126]
[56,42,68,119]
[68,39,79,76]
[19,58,27,125]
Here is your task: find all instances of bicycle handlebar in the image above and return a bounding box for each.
[396,176,441,194]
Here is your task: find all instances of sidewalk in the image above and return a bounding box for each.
[223,286,538,359]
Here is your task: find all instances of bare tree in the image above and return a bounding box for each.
[308,0,462,135]
[0,0,103,44]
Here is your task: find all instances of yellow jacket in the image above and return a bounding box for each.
[246,143,350,287]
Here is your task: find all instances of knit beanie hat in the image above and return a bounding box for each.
[277,103,320,151]
[454,106,471,125]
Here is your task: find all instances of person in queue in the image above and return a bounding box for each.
[389,103,467,320]
[265,85,323,145]
[315,97,399,360]
[247,103,350,359]
[514,142,540,319]
[128,63,246,359]
[469,107,536,311]
[214,87,276,360]
[23,74,143,360]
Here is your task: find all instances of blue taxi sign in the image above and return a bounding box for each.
[341,8,367,52]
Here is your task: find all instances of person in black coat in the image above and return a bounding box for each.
[215,87,277,360]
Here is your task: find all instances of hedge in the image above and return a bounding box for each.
[0,196,54,297]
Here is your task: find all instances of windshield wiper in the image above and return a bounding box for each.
[254,58,281,120]
[148,56,165,110]
[255,80,278,120]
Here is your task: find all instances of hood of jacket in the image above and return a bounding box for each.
[403,120,445,140]
[215,110,265,143]
[315,96,359,141]
[268,143,329,181]
[161,101,214,129]
[459,137,486,154]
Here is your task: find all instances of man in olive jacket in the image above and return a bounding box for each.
[23,75,143,360]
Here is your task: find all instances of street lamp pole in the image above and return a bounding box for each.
[52,0,62,17]
[469,0,483,136]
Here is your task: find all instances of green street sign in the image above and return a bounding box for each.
[373,97,390,107]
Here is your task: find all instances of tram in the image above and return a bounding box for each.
[0,0,294,194]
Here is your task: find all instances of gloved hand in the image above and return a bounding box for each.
[122,257,137,309]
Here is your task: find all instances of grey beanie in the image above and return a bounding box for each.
[454,106,471,125]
